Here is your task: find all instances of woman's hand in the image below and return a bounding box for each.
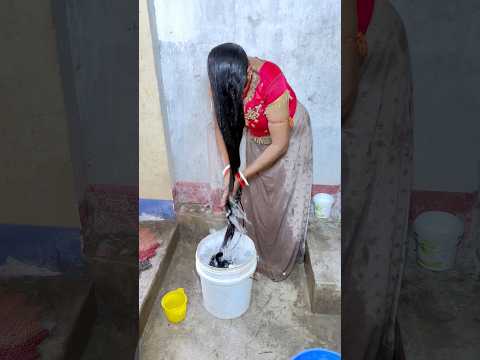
[232,177,240,198]
[356,32,368,59]
[221,173,241,208]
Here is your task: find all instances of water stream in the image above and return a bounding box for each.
[208,196,250,269]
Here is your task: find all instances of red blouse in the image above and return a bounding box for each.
[243,61,297,137]
[357,0,375,34]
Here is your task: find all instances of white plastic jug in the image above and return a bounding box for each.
[313,193,335,219]
[413,211,464,271]
[195,228,257,319]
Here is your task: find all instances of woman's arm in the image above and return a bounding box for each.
[242,91,290,180]
[342,0,361,124]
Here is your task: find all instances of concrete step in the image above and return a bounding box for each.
[139,220,179,337]
[1,276,96,360]
[304,217,341,315]
[86,255,137,331]
[139,205,229,337]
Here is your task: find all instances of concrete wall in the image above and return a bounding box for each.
[140,0,173,201]
[391,0,480,192]
[0,0,79,228]
[149,0,341,187]
[58,0,138,188]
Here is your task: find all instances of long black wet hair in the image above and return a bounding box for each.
[207,42,248,198]
[207,43,248,250]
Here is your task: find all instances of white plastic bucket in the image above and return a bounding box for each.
[313,193,335,219]
[413,211,464,271]
[195,229,257,319]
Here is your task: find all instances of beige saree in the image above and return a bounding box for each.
[243,102,313,281]
[342,0,414,358]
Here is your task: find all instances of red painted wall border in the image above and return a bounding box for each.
[172,181,341,214]
[79,184,138,229]
[312,184,340,195]
[78,184,479,239]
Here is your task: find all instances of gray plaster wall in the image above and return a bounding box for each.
[0,0,79,227]
[391,0,480,192]
[149,0,340,186]
[54,0,138,189]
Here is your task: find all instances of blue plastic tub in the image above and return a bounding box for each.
[292,348,341,360]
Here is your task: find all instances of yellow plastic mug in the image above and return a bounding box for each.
[161,288,188,323]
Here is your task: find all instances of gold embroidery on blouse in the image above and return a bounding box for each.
[250,135,272,145]
[245,104,262,127]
